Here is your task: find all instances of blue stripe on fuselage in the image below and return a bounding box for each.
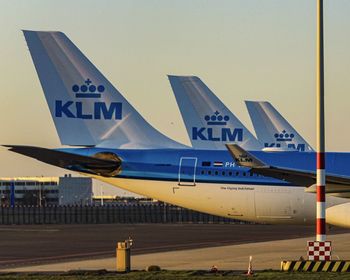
[57,148,350,186]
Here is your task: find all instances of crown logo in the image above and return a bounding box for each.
[204,111,229,125]
[72,79,105,98]
[274,130,295,142]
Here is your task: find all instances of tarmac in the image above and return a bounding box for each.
[0,224,324,268]
[0,224,350,272]
[2,233,350,271]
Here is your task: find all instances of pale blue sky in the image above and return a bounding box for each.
[0,1,350,192]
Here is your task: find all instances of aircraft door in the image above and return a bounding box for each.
[178,157,197,186]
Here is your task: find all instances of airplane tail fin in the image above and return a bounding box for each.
[168,75,262,150]
[23,31,185,149]
[245,101,314,152]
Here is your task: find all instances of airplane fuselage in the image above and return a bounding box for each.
[62,148,350,224]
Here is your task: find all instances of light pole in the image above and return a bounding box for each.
[100,185,104,206]
[305,0,332,263]
[39,182,43,207]
[316,0,326,242]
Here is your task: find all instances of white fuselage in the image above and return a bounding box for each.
[92,176,347,225]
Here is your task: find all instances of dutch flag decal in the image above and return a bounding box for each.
[213,161,223,167]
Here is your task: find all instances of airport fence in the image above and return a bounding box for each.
[0,204,239,225]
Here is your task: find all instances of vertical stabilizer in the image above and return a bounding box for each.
[23,31,186,149]
[245,101,314,152]
[169,76,262,150]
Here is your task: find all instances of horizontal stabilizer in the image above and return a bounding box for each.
[226,144,350,192]
[4,145,120,177]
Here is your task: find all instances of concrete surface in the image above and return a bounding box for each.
[1,224,334,268]
[2,233,350,271]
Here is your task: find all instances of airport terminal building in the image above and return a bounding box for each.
[0,175,92,206]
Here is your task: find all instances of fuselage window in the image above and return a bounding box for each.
[215,171,218,175]
[243,172,246,176]
[208,171,212,175]
[229,171,232,176]
[235,171,239,176]
[201,170,205,175]
[222,171,225,176]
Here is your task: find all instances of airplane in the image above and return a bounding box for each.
[169,75,313,153]
[245,101,314,152]
[5,31,350,228]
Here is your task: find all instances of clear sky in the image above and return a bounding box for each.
[0,0,350,193]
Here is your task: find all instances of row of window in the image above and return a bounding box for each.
[0,189,59,194]
[0,182,58,186]
[7,198,59,202]
[14,190,59,194]
[200,169,261,177]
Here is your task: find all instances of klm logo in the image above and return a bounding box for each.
[192,111,243,142]
[264,130,305,151]
[235,154,253,163]
[55,79,122,120]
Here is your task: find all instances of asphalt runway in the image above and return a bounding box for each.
[0,224,347,269]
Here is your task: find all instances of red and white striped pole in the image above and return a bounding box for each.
[316,0,326,242]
